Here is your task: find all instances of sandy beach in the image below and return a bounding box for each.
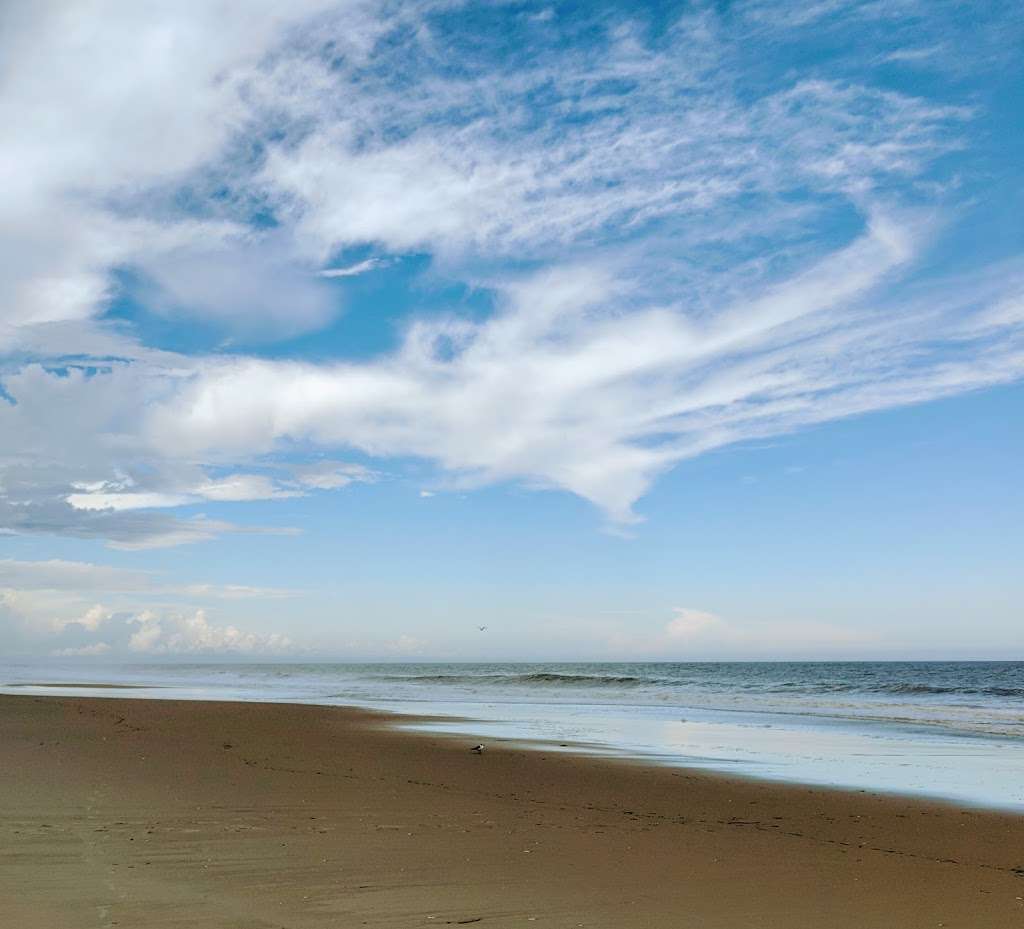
[1,694,1022,928]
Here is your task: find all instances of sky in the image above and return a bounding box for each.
[1,0,1021,662]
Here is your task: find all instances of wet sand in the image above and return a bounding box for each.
[1,694,1021,928]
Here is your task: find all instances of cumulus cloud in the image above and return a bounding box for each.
[593,606,875,658]
[385,634,425,655]
[667,609,872,655]
[126,609,291,655]
[60,604,111,633]
[0,557,298,655]
[558,605,875,659]
[665,608,721,638]
[0,571,295,657]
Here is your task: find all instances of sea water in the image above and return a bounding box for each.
[2,660,1022,810]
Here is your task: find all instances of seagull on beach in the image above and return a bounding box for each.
[470,744,484,754]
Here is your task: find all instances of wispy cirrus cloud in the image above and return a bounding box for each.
[0,559,296,599]
[1,0,971,341]
[0,0,1021,544]
[317,258,389,278]
[144,234,1024,522]
[0,559,151,592]
[3,227,1022,532]
[0,498,298,550]
[65,473,304,512]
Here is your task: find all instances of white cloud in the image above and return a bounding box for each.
[0,561,295,657]
[62,467,373,516]
[0,558,296,602]
[51,642,112,657]
[67,491,195,512]
[65,604,110,632]
[0,559,151,591]
[552,605,875,659]
[882,45,944,65]
[665,608,721,638]
[195,474,302,502]
[141,236,1024,523]
[595,606,876,658]
[0,0,971,346]
[261,67,963,263]
[318,258,388,278]
[290,461,379,490]
[66,473,303,512]
[103,517,299,551]
[127,608,291,655]
[0,1,1021,544]
[133,238,340,339]
[125,612,161,652]
[386,634,425,654]
[0,0,341,337]
[175,584,296,600]
[3,243,1023,534]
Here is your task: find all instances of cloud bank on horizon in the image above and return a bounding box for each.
[0,1,1022,656]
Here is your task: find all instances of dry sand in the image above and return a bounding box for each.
[1,694,1022,928]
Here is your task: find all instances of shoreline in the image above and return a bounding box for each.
[5,675,1022,813]
[3,693,1024,927]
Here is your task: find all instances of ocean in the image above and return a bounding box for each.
[2,660,1022,810]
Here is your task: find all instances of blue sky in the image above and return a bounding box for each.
[0,0,1021,659]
